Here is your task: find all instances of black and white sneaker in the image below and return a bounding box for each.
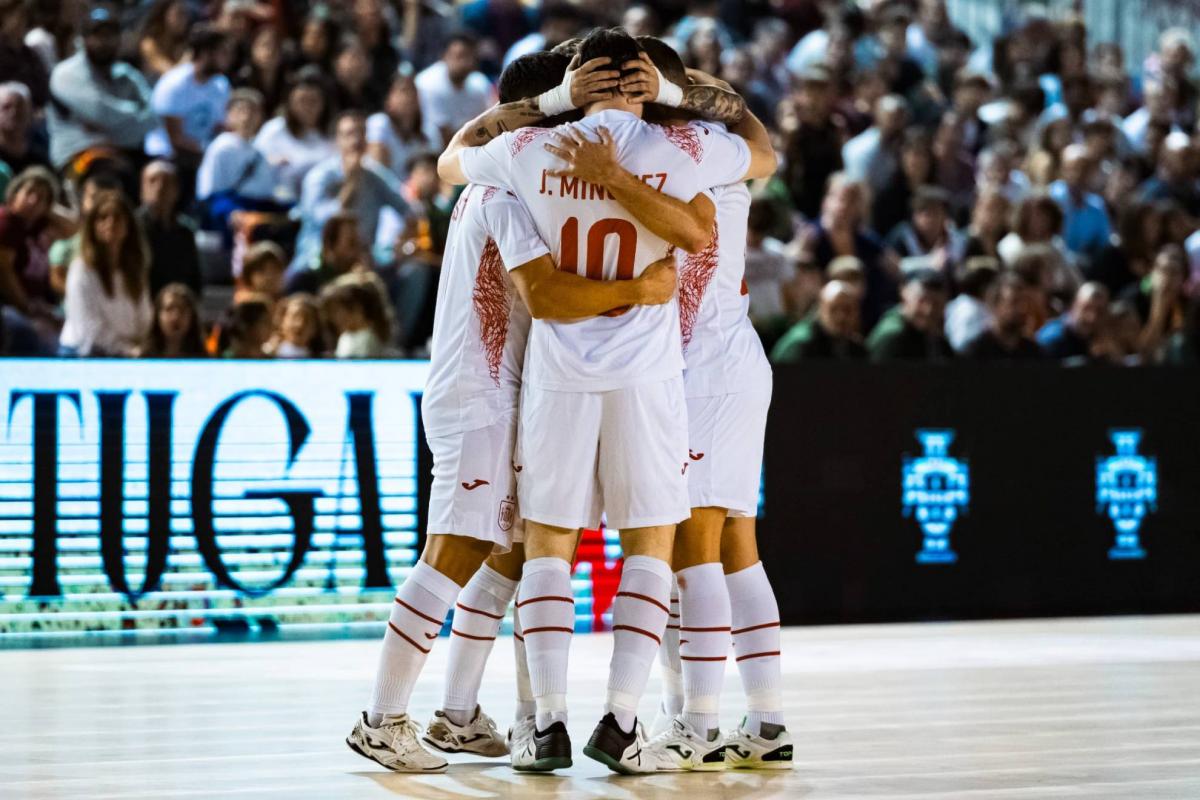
[346,711,448,773]
[583,712,653,774]
[512,720,572,772]
[644,715,726,771]
[723,721,793,770]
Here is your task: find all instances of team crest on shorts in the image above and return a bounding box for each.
[498,496,516,532]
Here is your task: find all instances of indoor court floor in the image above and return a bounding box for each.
[4,615,1200,799]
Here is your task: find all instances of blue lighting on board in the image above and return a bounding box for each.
[1097,429,1156,561]
[903,429,969,565]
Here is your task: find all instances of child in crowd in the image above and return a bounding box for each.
[220,295,273,358]
[139,283,207,357]
[320,273,393,359]
[267,293,324,358]
[237,241,286,301]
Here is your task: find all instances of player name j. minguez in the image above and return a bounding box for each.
[539,170,669,199]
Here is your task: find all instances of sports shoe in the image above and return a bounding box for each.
[423,707,508,757]
[644,716,726,772]
[346,711,448,773]
[512,720,572,772]
[723,721,793,770]
[507,714,538,770]
[583,712,653,774]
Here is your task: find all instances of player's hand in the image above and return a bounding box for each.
[568,55,621,108]
[621,52,660,103]
[544,126,620,186]
[636,256,677,305]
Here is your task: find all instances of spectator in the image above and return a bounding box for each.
[47,6,156,185]
[235,24,288,116]
[1164,298,1200,365]
[1049,144,1112,264]
[872,130,933,240]
[254,68,336,201]
[138,0,192,82]
[1088,200,1164,296]
[331,35,380,114]
[290,111,411,273]
[742,197,797,328]
[999,193,1080,299]
[1137,132,1200,215]
[145,24,233,171]
[621,5,659,39]
[267,292,325,358]
[367,71,439,182]
[22,0,75,76]
[196,89,281,236]
[48,171,122,293]
[137,160,202,297]
[961,273,1043,360]
[352,0,400,94]
[460,0,537,69]
[866,269,954,362]
[286,212,365,295]
[415,33,494,147]
[783,66,845,222]
[875,6,924,99]
[321,272,393,358]
[238,241,286,302]
[385,151,449,348]
[962,188,1011,262]
[842,94,909,197]
[885,185,965,282]
[771,280,866,362]
[0,0,49,110]
[801,174,898,329]
[0,82,48,176]
[976,142,1030,207]
[138,283,207,357]
[945,257,999,353]
[59,192,152,356]
[1119,243,1187,360]
[1036,281,1110,361]
[297,8,340,73]
[220,295,273,358]
[953,70,993,155]
[0,167,77,317]
[504,4,585,67]
[1122,77,1182,156]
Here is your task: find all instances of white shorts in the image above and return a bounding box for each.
[426,412,522,551]
[517,376,691,530]
[685,368,771,517]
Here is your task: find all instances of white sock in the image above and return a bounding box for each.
[606,555,672,732]
[442,564,517,725]
[726,561,784,736]
[368,560,460,725]
[658,580,684,717]
[677,562,730,733]
[517,557,574,731]
[512,593,536,721]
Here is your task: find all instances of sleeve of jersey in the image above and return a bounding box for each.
[485,193,551,271]
[694,121,752,188]
[459,135,516,192]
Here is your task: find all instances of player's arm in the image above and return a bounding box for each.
[621,53,746,125]
[510,254,676,321]
[543,127,715,254]
[437,57,620,185]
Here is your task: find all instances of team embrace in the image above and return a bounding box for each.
[346,26,790,775]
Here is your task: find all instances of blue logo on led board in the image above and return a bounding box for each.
[1097,429,1156,560]
[903,429,969,565]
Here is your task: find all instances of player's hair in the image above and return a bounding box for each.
[551,37,582,58]
[578,27,643,82]
[498,52,570,104]
[636,35,686,89]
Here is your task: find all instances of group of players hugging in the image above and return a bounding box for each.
[345,26,791,775]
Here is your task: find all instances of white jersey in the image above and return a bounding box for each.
[460,110,750,391]
[421,184,548,437]
[679,169,770,398]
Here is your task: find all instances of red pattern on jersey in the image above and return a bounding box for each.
[655,124,703,164]
[481,185,500,204]
[450,185,473,221]
[679,221,719,350]
[473,237,509,386]
[509,127,552,157]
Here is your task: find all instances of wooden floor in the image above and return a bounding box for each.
[4,615,1200,799]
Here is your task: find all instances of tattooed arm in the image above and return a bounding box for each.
[621,54,747,125]
[678,82,747,125]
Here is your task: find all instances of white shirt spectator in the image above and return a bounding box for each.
[366,112,439,181]
[59,260,153,356]
[743,237,795,321]
[944,294,992,353]
[414,60,493,146]
[503,33,546,68]
[196,131,279,201]
[145,62,231,157]
[253,116,335,201]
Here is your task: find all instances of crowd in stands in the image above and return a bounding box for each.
[2,0,1200,365]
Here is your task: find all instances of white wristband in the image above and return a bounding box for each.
[655,67,684,107]
[538,62,579,116]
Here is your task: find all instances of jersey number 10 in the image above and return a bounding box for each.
[559,217,638,280]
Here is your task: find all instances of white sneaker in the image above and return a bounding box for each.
[423,707,508,757]
[644,716,726,772]
[648,703,676,738]
[723,722,793,770]
[507,714,538,769]
[346,711,449,773]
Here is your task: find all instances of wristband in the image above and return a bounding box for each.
[655,67,684,107]
[538,63,578,116]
